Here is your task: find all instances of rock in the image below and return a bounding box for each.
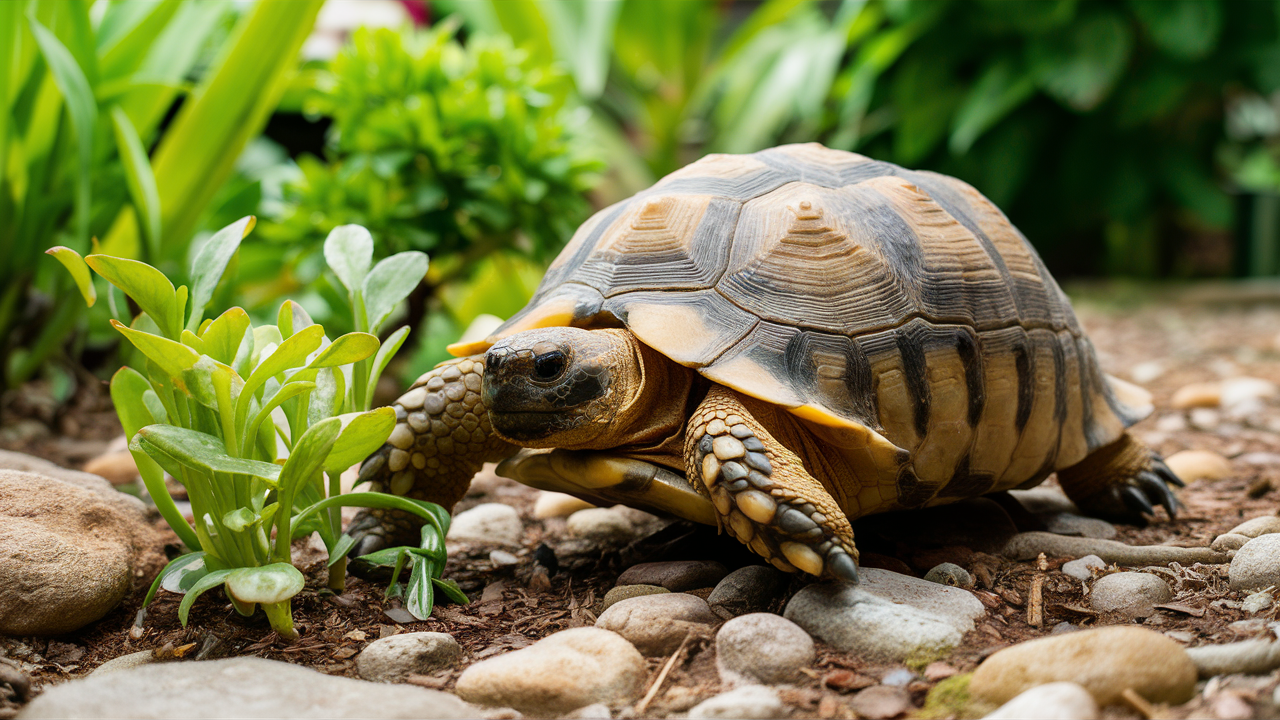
[565,508,634,543]
[1164,450,1232,483]
[533,491,594,519]
[706,565,788,619]
[1220,377,1278,420]
[1129,361,1165,384]
[447,503,523,546]
[983,682,1099,720]
[1230,535,1280,592]
[0,469,164,636]
[356,632,462,683]
[1189,407,1220,431]
[1002,532,1229,565]
[687,685,784,719]
[1213,533,1250,552]
[595,593,719,655]
[1171,382,1221,409]
[1243,590,1273,614]
[90,651,163,676]
[1039,513,1116,539]
[82,450,140,486]
[1155,413,1188,432]
[454,628,645,715]
[924,662,958,681]
[18,656,478,718]
[1061,555,1105,581]
[1088,572,1172,618]
[715,613,814,685]
[601,584,668,610]
[616,560,729,592]
[1010,487,1077,515]
[1185,639,1280,677]
[969,626,1196,706]
[489,550,518,567]
[1237,452,1280,466]
[1227,515,1280,538]
[858,567,986,634]
[784,583,962,661]
[924,563,972,588]
[564,704,612,719]
[849,686,913,720]
[0,451,147,512]
[882,668,916,686]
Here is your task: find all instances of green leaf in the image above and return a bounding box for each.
[236,324,325,435]
[309,333,378,369]
[362,252,429,334]
[87,256,179,338]
[323,225,374,294]
[323,408,396,474]
[188,217,256,331]
[132,425,282,483]
[293,493,448,543]
[201,308,252,367]
[1128,0,1220,61]
[432,577,470,605]
[28,13,96,247]
[110,320,200,381]
[406,557,435,620]
[327,534,357,566]
[178,568,233,626]
[245,380,316,450]
[44,247,96,307]
[110,106,163,260]
[222,508,257,533]
[277,300,313,340]
[307,367,341,426]
[225,563,304,604]
[365,326,409,409]
[143,551,208,609]
[950,57,1038,154]
[1029,8,1131,112]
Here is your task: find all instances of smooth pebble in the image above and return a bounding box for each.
[784,583,961,661]
[1088,572,1171,618]
[715,613,814,686]
[595,593,719,655]
[357,632,462,683]
[983,681,1099,720]
[1229,534,1280,592]
[446,503,523,546]
[687,685,783,719]
[616,560,728,591]
[565,508,634,543]
[706,565,788,619]
[1061,555,1105,581]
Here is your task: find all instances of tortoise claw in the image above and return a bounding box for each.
[1136,469,1182,518]
[1150,457,1185,488]
[1120,485,1155,517]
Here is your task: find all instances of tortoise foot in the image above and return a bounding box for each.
[688,386,860,583]
[345,506,422,560]
[1059,434,1184,524]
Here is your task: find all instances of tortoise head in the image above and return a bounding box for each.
[483,328,642,447]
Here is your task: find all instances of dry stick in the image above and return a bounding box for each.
[635,634,692,716]
[1027,552,1047,627]
[1121,688,1156,719]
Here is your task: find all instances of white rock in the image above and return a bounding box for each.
[90,650,163,676]
[1230,534,1280,592]
[687,685,784,719]
[857,567,986,633]
[489,550,518,567]
[595,593,719,655]
[1189,407,1220,431]
[1089,572,1172,618]
[784,583,961,661]
[1171,382,1221,409]
[1061,555,1105,581]
[1164,450,1232,482]
[454,628,645,715]
[447,503,523,546]
[565,508,634,544]
[1227,516,1280,538]
[983,682,1099,720]
[357,632,462,683]
[20,657,477,718]
[533,491,594,519]
[716,613,814,686]
[1129,361,1165,384]
[1243,591,1274,615]
[1220,377,1278,419]
[1155,414,1188,432]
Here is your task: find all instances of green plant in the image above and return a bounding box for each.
[48,218,455,639]
[0,0,321,390]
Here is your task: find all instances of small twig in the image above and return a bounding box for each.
[634,634,691,716]
[1027,552,1046,627]
[1121,688,1156,719]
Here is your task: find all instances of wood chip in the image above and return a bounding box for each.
[1120,688,1156,719]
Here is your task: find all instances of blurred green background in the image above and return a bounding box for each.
[6,0,1280,414]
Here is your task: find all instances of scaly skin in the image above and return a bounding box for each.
[1056,433,1183,522]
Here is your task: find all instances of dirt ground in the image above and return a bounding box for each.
[3,282,1280,719]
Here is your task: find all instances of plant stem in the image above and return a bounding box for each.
[326,471,346,592]
[261,600,298,641]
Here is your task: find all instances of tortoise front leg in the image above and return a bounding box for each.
[686,385,860,582]
[347,356,516,555]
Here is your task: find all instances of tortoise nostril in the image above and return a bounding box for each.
[533,350,567,381]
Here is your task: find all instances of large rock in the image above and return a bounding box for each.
[1,468,164,635]
[18,657,478,718]
[1229,534,1280,592]
[969,627,1197,706]
[716,613,814,685]
[595,593,719,655]
[446,503,523,546]
[356,632,462,683]
[616,560,729,591]
[454,628,645,714]
[858,568,986,633]
[1088,572,1172,618]
[784,583,961,662]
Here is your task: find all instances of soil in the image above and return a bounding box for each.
[3,284,1280,719]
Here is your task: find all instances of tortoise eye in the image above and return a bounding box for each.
[533,350,567,381]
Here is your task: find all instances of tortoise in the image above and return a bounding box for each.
[348,143,1182,582]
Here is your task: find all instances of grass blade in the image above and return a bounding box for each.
[109,107,162,259]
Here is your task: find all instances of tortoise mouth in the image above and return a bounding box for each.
[489,410,580,443]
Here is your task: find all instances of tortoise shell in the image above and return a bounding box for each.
[452,143,1150,499]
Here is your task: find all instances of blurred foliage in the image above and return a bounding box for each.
[0,0,320,390]
[442,0,1278,278]
[256,23,602,360]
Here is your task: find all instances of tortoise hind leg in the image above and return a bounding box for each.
[347,356,516,555]
[1056,433,1184,523]
[686,385,860,582]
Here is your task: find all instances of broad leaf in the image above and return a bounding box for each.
[362,252,429,333]
[188,216,256,330]
[323,408,396,474]
[178,569,233,626]
[222,508,257,533]
[277,300,313,340]
[236,324,325,434]
[364,325,409,409]
[201,307,252,367]
[133,425,282,483]
[45,247,96,307]
[225,563,304,604]
[89,257,179,338]
[159,553,210,594]
[324,225,374,293]
[110,320,199,381]
[245,380,316,449]
[308,332,378,369]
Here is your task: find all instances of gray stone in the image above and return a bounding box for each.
[715,613,814,686]
[616,560,728,592]
[454,628,645,715]
[18,657,478,718]
[706,565,788,619]
[983,682,1099,720]
[595,593,719,655]
[923,563,972,588]
[602,584,669,610]
[882,668,916,686]
[1,469,165,636]
[1230,534,1280,592]
[90,651,164,676]
[1185,639,1280,678]
[849,686,913,719]
[1040,513,1116,540]
[1213,533,1251,552]
[447,503,523,546]
[1061,555,1105,581]
[687,685,784,719]
[858,567,986,633]
[565,508,634,543]
[564,704,612,719]
[1227,516,1280,538]
[356,632,462,683]
[1010,487,1078,515]
[1088,572,1172,618]
[784,583,961,661]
